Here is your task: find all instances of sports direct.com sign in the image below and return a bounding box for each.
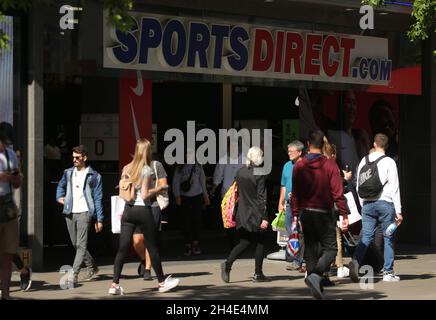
[103,12,391,86]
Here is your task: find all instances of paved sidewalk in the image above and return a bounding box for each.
[8,247,436,300]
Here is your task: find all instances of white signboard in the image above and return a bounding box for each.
[81,114,119,161]
[104,12,391,86]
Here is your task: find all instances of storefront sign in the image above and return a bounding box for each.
[104,12,391,85]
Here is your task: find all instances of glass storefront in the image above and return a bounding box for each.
[35,1,422,249]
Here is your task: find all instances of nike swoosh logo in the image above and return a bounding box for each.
[130,70,143,96]
[130,97,140,141]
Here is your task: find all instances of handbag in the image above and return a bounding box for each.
[153,161,169,210]
[0,149,19,223]
[271,210,286,232]
[180,165,195,193]
[221,181,238,229]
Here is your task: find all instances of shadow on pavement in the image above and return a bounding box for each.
[49,284,387,300]
[395,255,418,260]
[398,274,436,281]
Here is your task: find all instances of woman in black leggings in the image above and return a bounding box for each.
[109,139,179,295]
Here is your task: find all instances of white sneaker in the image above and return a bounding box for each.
[383,272,400,282]
[337,266,350,278]
[108,283,125,295]
[158,275,180,293]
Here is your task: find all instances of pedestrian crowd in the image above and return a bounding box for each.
[0,124,403,300]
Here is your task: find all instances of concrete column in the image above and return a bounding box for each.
[223,84,232,129]
[430,35,436,245]
[27,8,44,270]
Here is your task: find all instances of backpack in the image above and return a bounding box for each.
[118,172,136,202]
[221,181,238,229]
[357,155,387,199]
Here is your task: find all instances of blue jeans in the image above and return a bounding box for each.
[354,200,396,273]
[285,202,292,235]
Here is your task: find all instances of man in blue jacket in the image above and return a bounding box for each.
[56,145,103,287]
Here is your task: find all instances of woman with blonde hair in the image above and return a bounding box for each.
[109,139,179,295]
[221,146,270,283]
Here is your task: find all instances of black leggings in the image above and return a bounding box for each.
[113,205,165,283]
[226,228,266,275]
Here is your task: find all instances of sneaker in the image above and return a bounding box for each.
[184,245,192,256]
[220,261,230,283]
[137,262,145,276]
[143,269,152,281]
[348,259,360,283]
[158,275,180,293]
[304,273,324,300]
[108,283,125,295]
[337,266,350,278]
[161,212,169,224]
[20,267,32,291]
[83,266,99,281]
[252,273,271,282]
[383,272,400,282]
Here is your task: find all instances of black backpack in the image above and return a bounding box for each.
[357,155,387,198]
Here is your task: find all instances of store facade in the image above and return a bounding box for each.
[4,0,434,269]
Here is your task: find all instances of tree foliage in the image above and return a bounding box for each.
[0,12,9,50]
[103,0,134,32]
[362,0,436,42]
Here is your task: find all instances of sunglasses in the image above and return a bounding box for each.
[72,156,83,160]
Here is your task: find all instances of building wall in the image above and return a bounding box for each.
[0,16,13,124]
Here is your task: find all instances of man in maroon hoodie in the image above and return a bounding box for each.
[291,130,349,299]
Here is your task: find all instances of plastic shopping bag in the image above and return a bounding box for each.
[286,218,301,258]
[111,195,125,234]
[271,211,286,232]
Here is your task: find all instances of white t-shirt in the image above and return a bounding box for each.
[0,147,19,197]
[134,166,152,206]
[72,167,90,213]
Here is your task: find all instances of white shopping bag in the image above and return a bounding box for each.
[338,192,362,228]
[111,195,125,234]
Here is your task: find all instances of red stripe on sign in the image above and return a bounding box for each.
[119,71,152,171]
